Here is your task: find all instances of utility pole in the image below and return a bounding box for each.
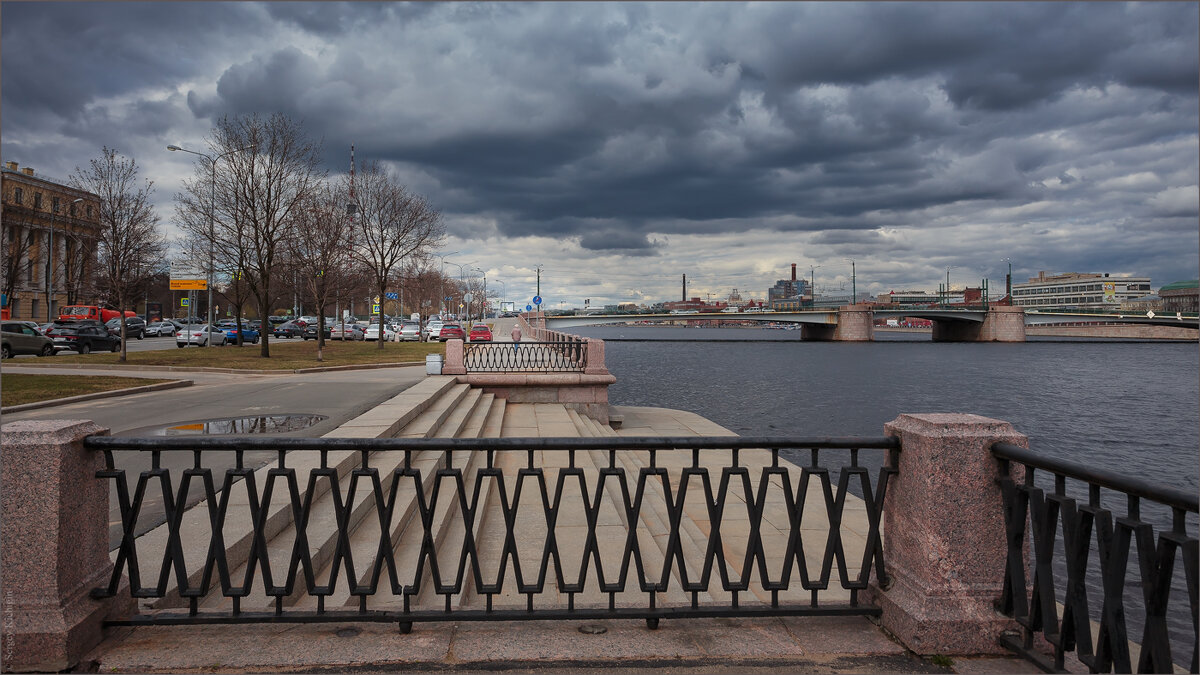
[1001,257,1013,301]
[809,265,820,308]
[844,259,856,304]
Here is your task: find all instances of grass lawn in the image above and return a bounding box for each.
[46,339,446,370]
[2,374,175,407]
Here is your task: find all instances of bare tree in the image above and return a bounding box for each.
[1,224,38,315]
[286,182,359,361]
[346,160,444,349]
[176,113,325,357]
[70,147,165,361]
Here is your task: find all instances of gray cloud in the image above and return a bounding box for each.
[2,1,1196,305]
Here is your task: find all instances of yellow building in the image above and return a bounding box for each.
[2,161,101,322]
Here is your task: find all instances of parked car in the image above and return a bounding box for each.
[38,322,56,335]
[145,321,177,337]
[1,321,56,358]
[437,323,465,342]
[395,322,421,342]
[105,316,146,340]
[330,323,365,341]
[422,320,444,342]
[273,320,303,338]
[176,325,227,347]
[52,324,121,354]
[223,326,261,344]
[364,322,395,341]
[302,323,331,340]
[468,324,493,342]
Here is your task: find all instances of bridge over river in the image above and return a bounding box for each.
[538,306,1199,342]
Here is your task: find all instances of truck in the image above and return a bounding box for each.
[58,305,138,324]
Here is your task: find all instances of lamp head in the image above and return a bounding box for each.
[167,145,182,151]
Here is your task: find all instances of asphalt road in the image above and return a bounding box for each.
[3,363,428,547]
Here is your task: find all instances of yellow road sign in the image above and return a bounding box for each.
[170,279,207,290]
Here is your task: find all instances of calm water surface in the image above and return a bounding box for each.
[574,325,1199,492]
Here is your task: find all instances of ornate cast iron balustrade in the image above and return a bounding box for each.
[992,442,1199,673]
[85,435,898,630]
[464,339,586,372]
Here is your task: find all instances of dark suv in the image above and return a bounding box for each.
[52,323,121,354]
[105,316,147,340]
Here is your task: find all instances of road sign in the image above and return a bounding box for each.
[533,295,542,306]
[526,304,532,311]
[464,293,474,303]
[181,298,190,307]
[385,292,398,300]
[1147,310,1156,319]
[372,304,380,314]
[170,279,207,290]
[374,296,381,304]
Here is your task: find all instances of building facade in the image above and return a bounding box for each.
[1011,271,1151,310]
[1158,280,1199,313]
[2,161,101,321]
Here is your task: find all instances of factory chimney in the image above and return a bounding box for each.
[682,274,687,301]
[791,263,797,281]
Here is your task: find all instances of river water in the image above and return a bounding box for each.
[572,324,1198,664]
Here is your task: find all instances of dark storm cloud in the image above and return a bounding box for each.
[2,2,1196,300]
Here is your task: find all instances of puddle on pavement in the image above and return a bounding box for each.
[152,414,328,436]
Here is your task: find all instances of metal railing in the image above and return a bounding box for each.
[85,435,898,631]
[464,339,586,372]
[992,442,1199,673]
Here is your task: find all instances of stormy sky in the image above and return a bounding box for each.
[3,2,1197,308]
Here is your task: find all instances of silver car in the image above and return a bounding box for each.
[145,321,177,337]
[395,322,421,341]
[176,324,227,347]
[1,321,55,358]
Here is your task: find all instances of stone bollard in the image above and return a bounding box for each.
[1,420,132,672]
[443,339,466,375]
[583,338,610,375]
[864,413,1026,655]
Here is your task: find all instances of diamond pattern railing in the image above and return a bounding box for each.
[85,435,899,630]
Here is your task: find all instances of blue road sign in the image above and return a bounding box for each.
[385,292,398,300]
[533,295,542,306]
[526,304,533,311]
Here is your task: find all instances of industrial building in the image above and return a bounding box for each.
[1010,272,1151,310]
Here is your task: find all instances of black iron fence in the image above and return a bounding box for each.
[992,442,1199,673]
[85,435,898,631]
[464,338,587,372]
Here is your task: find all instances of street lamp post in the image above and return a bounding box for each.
[473,268,487,321]
[436,251,459,317]
[47,198,84,322]
[944,265,960,307]
[808,265,821,308]
[167,143,254,345]
[495,279,506,309]
[1001,257,1014,302]
[843,259,856,305]
[443,260,474,319]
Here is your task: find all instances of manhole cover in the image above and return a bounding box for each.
[578,624,607,635]
[336,627,361,638]
[151,414,328,436]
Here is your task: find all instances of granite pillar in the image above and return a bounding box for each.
[833,305,874,341]
[443,339,466,375]
[864,413,1026,655]
[1,420,133,672]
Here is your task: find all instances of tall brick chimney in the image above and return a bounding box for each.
[791,263,796,281]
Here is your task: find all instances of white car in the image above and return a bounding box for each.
[176,324,227,347]
[395,322,421,341]
[145,321,177,337]
[421,320,443,342]
[364,323,396,341]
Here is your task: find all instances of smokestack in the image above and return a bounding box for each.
[682,274,687,302]
[791,263,796,281]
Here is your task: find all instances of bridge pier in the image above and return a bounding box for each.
[834,304,875,341]
[931,307,1025,342]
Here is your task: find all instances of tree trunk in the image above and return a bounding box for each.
[257,291,271,357]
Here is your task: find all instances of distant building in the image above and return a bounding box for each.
[877,290,939,305]
[1158,280,1199,313]
[1011,271,1151,310]
[662,297,727,312]
[2,161,101,321]
[767,263,811,310]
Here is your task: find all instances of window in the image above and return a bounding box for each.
[31,299,40,318]
[69,201,76,216]
[86,205,92,217]
[52,197,60,213]
[33,193,42,208]
[13,187,22,204]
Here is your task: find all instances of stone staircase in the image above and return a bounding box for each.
[122,376,852,616]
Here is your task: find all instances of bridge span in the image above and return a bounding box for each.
[535,306,1198,342]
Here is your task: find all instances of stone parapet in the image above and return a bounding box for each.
[455,372,616,423]
[864,413,1026,655]
[1,420,133,672]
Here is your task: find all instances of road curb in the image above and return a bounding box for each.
[1,361,427,375]
[1,379,195,414]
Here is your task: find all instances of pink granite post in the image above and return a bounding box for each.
[443,339,466,375]
[1,420,133,672]
[583,339,609,375]
[863,413,1026,655]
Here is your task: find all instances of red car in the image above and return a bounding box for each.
[468,324,492,342]
[437,323,465,341]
